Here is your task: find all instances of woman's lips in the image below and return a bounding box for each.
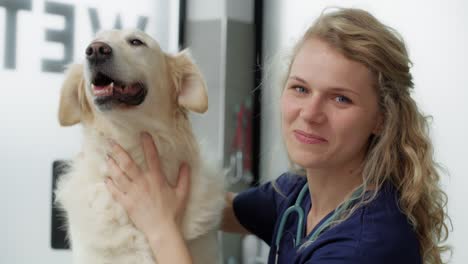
[293,130,327,144]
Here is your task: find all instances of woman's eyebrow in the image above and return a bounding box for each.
[289,75,360,96]
[329,87,360,96]
[289,75,307,84]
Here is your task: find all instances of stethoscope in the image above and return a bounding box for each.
[274,183,364,264]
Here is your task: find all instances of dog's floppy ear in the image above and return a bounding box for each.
[169,50,208,113]
[58,64,85,126]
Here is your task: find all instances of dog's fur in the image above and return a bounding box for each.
[55,29,225,264]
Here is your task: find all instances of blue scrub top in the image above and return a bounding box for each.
[233,173,421,264]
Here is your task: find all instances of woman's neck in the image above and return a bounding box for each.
[305,164,363,233]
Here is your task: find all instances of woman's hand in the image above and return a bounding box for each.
[104,132,191,241]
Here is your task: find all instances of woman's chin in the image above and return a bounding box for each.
[289,155,326,170]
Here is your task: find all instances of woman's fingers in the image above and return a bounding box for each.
[104,134,193,240]
[108,139,142,180]
[176,163,191,202]
[141,132,162,178]
[107,155,133,192]
[105,177,125,205]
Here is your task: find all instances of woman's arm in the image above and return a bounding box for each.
[221,192,250,234]
[105,132,192,264]
[145,221,192,264]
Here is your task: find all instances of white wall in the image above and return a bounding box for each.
[0,0,179,263]
[261,0,468,263]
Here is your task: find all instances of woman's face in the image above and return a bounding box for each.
[281,37,382,171]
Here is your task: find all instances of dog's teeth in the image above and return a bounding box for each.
[110,82,114,88]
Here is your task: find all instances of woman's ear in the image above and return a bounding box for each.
[58,64,85,126]
[167,50,208,113]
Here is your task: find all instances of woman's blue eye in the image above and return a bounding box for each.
[294,86,307,93]
[335,95,351,104]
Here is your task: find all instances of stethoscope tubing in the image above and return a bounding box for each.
[274,183,364,264]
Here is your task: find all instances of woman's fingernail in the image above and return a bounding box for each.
[181,163,190,174]
[141,131,150,139]
[105,178,113,186]
[108,138,116,147]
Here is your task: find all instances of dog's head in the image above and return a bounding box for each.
[58,29,207,126]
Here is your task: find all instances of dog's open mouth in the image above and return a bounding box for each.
[92,72,147,107]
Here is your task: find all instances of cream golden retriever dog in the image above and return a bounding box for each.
[55,29,224,263]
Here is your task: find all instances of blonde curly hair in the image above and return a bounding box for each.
[283,7,451,263]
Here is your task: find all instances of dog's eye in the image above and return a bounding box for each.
[129,38,145,46]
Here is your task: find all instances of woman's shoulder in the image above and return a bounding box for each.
[272,172,307,196]
[360,183,417,232]
[357,183,421,256]
[251,172,307,213]
[332,182,421,262]
[232,172,307,244]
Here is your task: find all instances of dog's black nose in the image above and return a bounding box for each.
[86,42,112,63]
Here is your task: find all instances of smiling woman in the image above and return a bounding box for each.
[281,37,382,171]
[226,7,450,264]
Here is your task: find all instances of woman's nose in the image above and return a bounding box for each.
[299,97,327,124]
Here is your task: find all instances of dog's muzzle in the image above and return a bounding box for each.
[84,42,147,110]
[91,72,147,110]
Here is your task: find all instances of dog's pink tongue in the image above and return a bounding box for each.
[114,84,141,95]
[93,84,113,96]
